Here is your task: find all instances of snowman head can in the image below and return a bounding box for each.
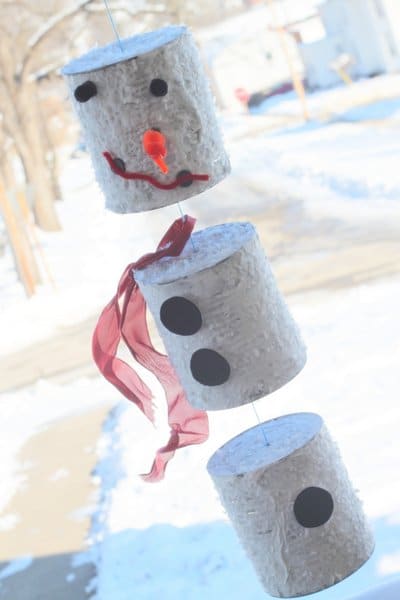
[62,26,230,213]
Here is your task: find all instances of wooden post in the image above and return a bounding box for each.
[336,66,353,85]
[266,0,310,121]
[0,181,37,297]
[16,188,57,290]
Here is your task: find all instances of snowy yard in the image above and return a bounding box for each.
[1,74,400,598]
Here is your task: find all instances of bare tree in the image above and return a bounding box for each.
[0,0,96,231]
[0,0,186,232]
[0,0,239,231]
[0,0,244,294]
[0,124,42,295]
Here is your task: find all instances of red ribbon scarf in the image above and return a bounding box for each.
[92,215,209,482]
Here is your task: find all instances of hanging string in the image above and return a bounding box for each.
[177,202,196,252]
[103,0,123,51]
[176,201,185,219]
[101,1,196,254]
[101,4,262,445]
[251,402,269,446]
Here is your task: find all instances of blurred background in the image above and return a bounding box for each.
[0,0,400,598]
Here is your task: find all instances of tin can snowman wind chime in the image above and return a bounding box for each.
[63,16,374,598]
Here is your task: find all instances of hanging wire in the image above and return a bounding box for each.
[177,202,196,251]
[102,1,197,254]
[103,0,123,50]
[102,0,196,254]
[251,402,269,446]
[177,201,185,220]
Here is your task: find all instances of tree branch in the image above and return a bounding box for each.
[18,0,95,79]
[84,2,170,15]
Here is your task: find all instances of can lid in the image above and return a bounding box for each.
[135,222,256,286]
[62,25,186,75]
[207,413,323,477]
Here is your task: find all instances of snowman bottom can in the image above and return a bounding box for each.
[207,413,374,598]
[135,221,306,411]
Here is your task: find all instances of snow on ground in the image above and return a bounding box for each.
[250,73,400,120]
[233,118,400,224]
[0,556,33,581]
[224,79,400,235]
[0,157,163,357]
[86,275,400,600]
[0,377,116,519]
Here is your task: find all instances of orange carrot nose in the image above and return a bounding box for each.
[142,129,169,174]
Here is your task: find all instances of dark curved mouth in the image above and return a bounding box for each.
[103,152,209,190]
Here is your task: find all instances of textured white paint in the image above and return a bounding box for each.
[207,413,375,598]
[136,222,306,411]
[63,27,230,213]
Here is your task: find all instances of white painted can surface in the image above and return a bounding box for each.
[136,222,306,411]
[63,26,230,213]
[207,413,375,597]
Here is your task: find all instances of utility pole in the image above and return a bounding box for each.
[0,182,37,297]
[266,0,310,120]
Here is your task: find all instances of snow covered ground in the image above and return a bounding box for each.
[0,378,116,523]
[1,73,400,598]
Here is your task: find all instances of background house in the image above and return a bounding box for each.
[299,0,400,88]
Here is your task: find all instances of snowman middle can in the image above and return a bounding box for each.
[136,221,306,411]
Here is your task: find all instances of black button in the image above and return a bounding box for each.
[190,349,230,386]
[150,78,168,97]
[294,487,334,528]
[177,170,193,188]
[113,157,126,172]
[160,297,202,336]
[74,81,97,102]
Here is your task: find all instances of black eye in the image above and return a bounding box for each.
[177,170,194,188]
[150,78,168,97]
[74,81,97,103]
[294,487,334,528]
[160,296,202,336]
[113,158,126,172]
